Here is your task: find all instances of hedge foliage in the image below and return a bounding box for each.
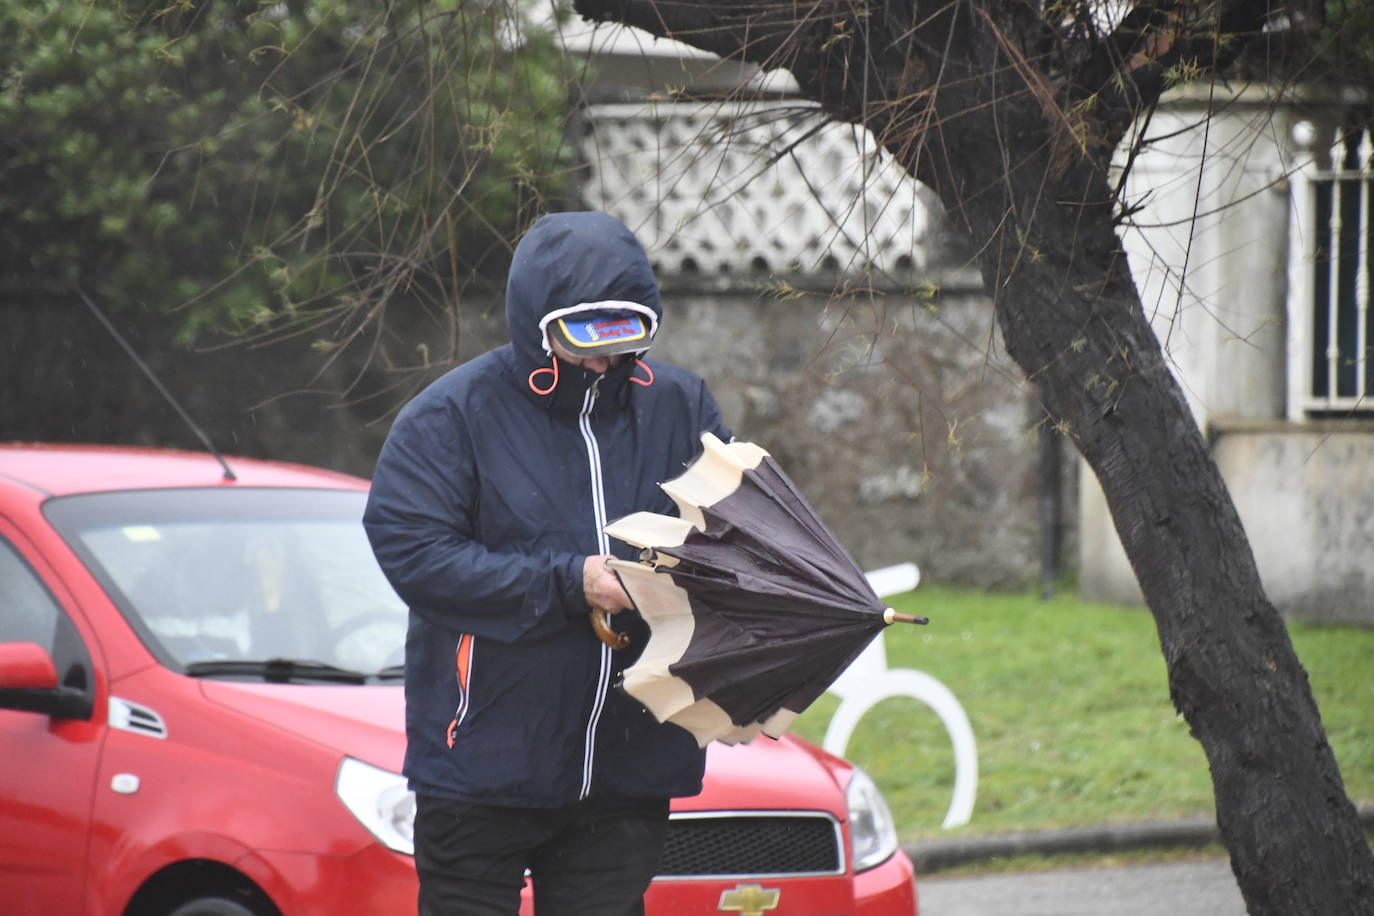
[0,0,571,342]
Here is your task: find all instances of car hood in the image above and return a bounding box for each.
[198,681,405,773]
[197,681,850,818]
[691,735,851,818]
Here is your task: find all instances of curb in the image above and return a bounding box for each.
[904,805,1374,873]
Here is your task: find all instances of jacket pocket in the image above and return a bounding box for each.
[445,633,476,748]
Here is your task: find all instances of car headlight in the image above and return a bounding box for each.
[846,766,898,872]
[335,756,416,855]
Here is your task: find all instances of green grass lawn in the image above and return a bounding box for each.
[789,585,1374,844]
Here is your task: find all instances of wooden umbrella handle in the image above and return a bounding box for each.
[590,609,631,649]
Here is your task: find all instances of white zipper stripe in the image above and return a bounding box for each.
[456,635,475,727]
[578,381,614,798]
[582,643,612,796]
[582,394,610,554]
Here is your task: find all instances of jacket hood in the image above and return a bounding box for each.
[505,212,664,375]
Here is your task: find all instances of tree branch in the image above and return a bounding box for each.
[1076,0,1277,149]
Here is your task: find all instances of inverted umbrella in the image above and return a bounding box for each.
[597,433,925,747]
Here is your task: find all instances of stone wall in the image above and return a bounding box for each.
[4,274,1064,596]
[1213,422,1374,626]
[650,275,1057,587]
[1079,420,1374,627]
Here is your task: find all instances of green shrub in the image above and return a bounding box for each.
[0,0,570,340]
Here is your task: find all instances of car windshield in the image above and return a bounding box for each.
[44,488,407,679]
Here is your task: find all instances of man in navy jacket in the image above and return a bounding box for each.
[364,211,733,915]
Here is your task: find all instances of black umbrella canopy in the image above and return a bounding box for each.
[604,434,925,747]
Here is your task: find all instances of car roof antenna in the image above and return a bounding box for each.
[78,289,237,481]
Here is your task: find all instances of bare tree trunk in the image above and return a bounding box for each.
[882,81,1374,915]
[981,167,1374,915]
[573,0,1374,910]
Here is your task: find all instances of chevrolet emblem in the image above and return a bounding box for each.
[717,883,781,915]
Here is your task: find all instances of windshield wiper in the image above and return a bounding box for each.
[375,664,405,681]
[183,658,370,684]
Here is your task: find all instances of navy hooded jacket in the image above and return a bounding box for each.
[363,212,732,807]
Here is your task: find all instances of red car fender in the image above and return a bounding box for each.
[229,847,307,915]
[87,683,367,914]
[94,830,303,916]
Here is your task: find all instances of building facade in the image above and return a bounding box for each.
[1086,86,1374,625]
[566,24,1374,624]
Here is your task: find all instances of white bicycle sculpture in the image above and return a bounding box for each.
[824,563,978,829]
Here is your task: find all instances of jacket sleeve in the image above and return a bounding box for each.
[363,403,589,644]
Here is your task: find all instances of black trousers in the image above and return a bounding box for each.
[413,794,670,916]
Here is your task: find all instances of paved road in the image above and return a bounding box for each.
[917,859,1247,916]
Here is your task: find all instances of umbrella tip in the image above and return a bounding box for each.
[883,608,930,626]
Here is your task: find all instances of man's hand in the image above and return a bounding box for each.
[583,555,633,615]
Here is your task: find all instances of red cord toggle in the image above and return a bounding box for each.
[528,357,559,395]
[530,356,651,393]
[631,359,654,387]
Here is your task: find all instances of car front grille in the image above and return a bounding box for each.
[657,812,845,879]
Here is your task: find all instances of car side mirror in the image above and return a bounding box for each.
[0,641,90,718]
[0,642,58,689]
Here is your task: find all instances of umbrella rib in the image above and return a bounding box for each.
[662,567,883,620]
[663,514,868,596]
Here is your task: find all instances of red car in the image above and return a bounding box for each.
[0,443,918,916]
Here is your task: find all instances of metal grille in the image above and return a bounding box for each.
[656,812,844,878]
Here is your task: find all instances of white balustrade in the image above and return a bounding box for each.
[580,101,939,277]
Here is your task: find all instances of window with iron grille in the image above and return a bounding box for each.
[1289,121,1374,415]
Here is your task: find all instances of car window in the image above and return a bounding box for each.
[44,488,407,675]
[0,534,95,717]
[0,537,60,653]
